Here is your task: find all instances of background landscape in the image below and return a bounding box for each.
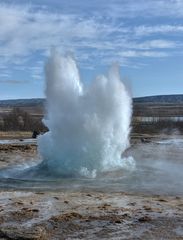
[0,94,183,139]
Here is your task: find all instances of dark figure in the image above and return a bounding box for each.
[32,130,39,138]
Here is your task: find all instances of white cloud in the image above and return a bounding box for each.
[0,5,100,59]
[118,50,169,58]
[0,72,10,78]
[0,2,182,70]
[29,0,183,19]
[0,79,28,84]
[32,74,42,80]
[134,40,177,49]
[104,0,183,18]
[135,25,183,36]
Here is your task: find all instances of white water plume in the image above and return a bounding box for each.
[38,50,134,177]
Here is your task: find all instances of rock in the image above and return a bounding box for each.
[50,212,83,222]
[86,193,92,197]
[157,198,167,202]
[15,201,24,205]
[138,215,152,222]
[32,209,39,213]
[0,226,47,240]
[114,219,122,224]
[175,196,181,200]
[143,205,152,211]
[98,203,111,210]
[53,196,59,200]
[128,202,136,206]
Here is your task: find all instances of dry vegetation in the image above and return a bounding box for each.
[0,100,183,138]
[0,131,32,140]
[133,102,183,135]
[0,107,47,135]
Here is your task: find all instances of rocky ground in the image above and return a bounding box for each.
[0,143,37,169]
[0,190,182,240]
[0,141,182,239]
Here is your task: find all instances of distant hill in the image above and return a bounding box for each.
[0,94,183,133]
[0,98,45,107]
[0,94,183,107]
[134,94,183,104]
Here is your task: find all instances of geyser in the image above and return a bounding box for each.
[38,51,134,177]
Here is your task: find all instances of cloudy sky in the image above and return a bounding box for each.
[0,0,183,99]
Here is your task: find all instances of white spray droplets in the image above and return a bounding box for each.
[38,51,135,177]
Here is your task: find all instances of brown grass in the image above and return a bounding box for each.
[0,131,32,139]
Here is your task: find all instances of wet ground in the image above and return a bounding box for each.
[0,137,182,239]
[0,190,182,239]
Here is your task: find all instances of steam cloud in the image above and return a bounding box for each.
[38,51,134,177]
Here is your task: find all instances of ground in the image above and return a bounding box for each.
[0,137,182,240]
[0,189,182,239]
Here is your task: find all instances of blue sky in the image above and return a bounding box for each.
[0,0,183,99]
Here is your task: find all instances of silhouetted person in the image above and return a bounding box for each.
[32,130,39,138]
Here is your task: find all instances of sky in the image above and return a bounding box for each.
[0,0,183,99]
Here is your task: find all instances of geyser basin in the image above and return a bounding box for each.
[38,51,134,177]
[0,140,183,196]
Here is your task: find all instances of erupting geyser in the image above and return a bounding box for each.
[38,50,134,177]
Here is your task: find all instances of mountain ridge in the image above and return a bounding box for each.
[134,94,183,103]
[0,94,183,107]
